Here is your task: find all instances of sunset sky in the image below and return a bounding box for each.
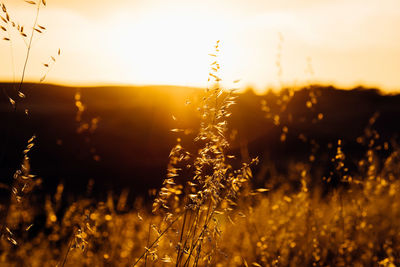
[0,0,399,93]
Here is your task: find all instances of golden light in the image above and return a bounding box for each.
[106,7,241,88]
[0,0,399,93]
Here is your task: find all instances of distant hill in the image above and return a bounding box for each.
[1,83,400,199]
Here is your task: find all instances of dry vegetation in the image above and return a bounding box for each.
[1,1,400,267]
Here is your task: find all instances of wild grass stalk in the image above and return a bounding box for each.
[134,41,258,266]
[0,0,47,245]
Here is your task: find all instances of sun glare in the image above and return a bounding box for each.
[1,0,400,93]
[106,8,234,88]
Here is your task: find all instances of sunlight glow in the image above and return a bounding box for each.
[0,0,400,93]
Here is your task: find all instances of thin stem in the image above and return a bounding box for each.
[0,1,41,239]
[175,208,188,266]
[17,2,40,100]
[177,208,199,266]
[183,208,204,267]
[59,229,75,267]
[193,244,202,267]
[7,29,16,89]
[144,219,152,267]
[183,202,214,267]
[133,213,183,266]
[192,202,214,267]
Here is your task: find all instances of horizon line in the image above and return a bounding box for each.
[0,79,399,94]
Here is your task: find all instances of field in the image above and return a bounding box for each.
[1,0,400,266]
[2,83,400,266]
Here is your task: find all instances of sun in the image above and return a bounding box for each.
[106,7,239,87]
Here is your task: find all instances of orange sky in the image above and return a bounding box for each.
[0,0,399,93]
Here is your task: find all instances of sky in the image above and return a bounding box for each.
[0,0,399,93]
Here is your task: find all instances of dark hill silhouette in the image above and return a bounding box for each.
[1,83,400,200]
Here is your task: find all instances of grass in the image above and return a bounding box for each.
[1,2,400,267]
[0,0,47,248]
[2,149,400,266]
